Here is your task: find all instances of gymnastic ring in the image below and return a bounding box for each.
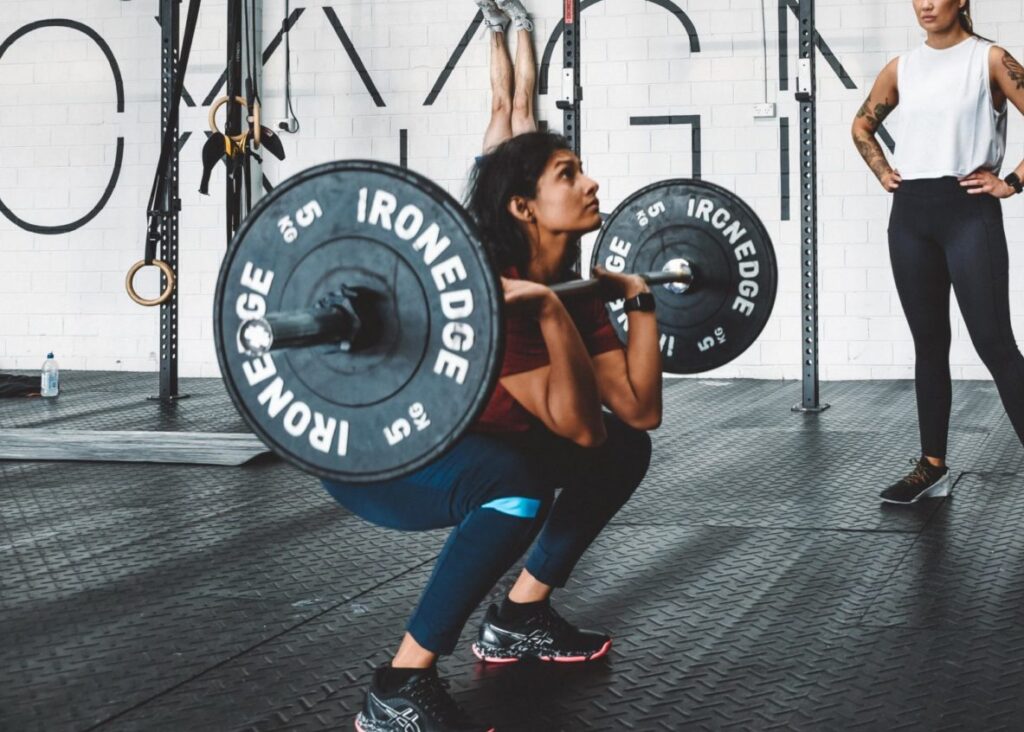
[125,259,175,307]
[208,95,249,135]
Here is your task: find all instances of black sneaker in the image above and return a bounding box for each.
[354,665,493,732]
[471,603,611,664]
[879,457,951,504]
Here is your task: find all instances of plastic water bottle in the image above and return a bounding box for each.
[41,352,59,397]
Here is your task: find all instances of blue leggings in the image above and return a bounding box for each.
[323,414,651,655]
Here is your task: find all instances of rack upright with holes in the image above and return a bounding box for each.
[557,0,582,156]
[793,0,829,413]
[157,0,183,402]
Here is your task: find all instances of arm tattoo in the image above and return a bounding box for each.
[854,91,895,180]
[1002,51,1024,91]
[856,95,895,132]
[854,134,892,181]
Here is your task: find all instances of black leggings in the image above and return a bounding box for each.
[888,177,1024,458]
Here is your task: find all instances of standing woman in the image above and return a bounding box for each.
[851,0,1024,504]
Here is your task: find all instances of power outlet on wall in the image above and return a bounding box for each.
[752,103,776,118]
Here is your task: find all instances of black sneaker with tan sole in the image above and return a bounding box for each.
[472,602,611,664]
[879,457,951,504]
[354,665,493,732]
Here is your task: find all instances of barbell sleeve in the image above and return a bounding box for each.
[239,309,358,357]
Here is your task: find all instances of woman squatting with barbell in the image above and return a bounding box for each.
[318,5,666,731]
[323,132,661,731]
[212,1,768,728]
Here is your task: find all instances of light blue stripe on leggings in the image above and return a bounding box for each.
[480,496,541,518]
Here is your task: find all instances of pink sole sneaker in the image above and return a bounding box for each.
[471,638,612,664]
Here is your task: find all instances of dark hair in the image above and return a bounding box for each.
[958,1,975,33]
[959,1,993,41]
[465,131,572,275]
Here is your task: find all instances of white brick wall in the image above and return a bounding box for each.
[1,0,1022,381]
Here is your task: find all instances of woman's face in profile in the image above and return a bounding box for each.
[530,150,603,236]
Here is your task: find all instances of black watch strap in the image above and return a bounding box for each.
[1005,172,1023,194]
[623,292,656,313]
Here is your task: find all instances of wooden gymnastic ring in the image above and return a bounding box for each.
[208,95,249,135]
[125,259,175,307]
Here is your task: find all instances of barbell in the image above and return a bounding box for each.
[214,160,777,484]
[236,264,695,358]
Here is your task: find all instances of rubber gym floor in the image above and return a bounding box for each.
[3,372,1023,731]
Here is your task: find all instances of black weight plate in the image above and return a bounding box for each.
[214,160,503,484]
[592,179,777,374]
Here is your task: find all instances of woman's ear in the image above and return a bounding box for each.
[506,195,535,224]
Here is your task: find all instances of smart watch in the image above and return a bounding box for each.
[623,292,656,313]
[1005,172,1023,195]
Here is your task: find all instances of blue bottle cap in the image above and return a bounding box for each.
[47,352,54,358]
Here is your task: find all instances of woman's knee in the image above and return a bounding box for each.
[603,416,653,487]
[511,91,532,117]
[974,336,1022,374]
[913,330,951,360]
[490,94,512,117]
[510,101,535,135]
[606,415,652,455]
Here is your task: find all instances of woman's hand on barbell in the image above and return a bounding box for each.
[501,277,564,319]
[591,266,651,302]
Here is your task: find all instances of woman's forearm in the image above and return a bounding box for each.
[852,94,896,181]
[623,310,662,423]
[853,130,893,182]
[538,305,605,441]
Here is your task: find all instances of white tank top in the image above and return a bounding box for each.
[894,37,1007,179]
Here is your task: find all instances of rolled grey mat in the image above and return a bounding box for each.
[0,430,270,466]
